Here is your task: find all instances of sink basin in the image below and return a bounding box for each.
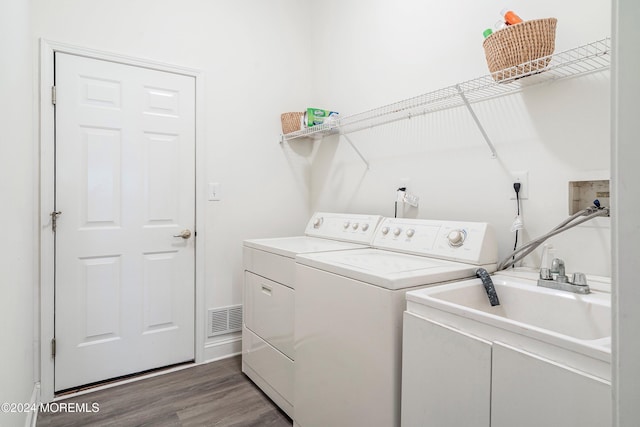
[405,272,611,364]
[425,275,610,340]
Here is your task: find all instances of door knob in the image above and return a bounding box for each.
[173,229,192,239]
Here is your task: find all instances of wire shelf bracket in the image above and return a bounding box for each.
[456,84,498,159]
[341,134,370,169]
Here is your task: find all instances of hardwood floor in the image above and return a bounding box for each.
[37,356,292,427]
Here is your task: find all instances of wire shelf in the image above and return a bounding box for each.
[281,37,610,142]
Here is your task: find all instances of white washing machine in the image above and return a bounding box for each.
[242,212,383,418]
[293,217,497,427]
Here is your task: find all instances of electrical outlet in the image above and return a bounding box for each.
[510,171,529,200]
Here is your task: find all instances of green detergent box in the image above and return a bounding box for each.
[305,107,339,127]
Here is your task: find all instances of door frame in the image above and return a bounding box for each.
[39,39,206,402]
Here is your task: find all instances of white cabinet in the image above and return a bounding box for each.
[491,342,611,427]
[401,312,611,427]
[401,313,492,427]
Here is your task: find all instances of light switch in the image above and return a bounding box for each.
[208,182,221,201]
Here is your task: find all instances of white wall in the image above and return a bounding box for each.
[0,0,35,426]
[307,0,612,276]
[30,0,313,361]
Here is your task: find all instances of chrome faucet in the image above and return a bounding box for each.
[538,258,590,294]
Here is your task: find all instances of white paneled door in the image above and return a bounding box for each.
[54,52,195,391]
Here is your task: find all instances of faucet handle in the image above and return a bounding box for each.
[539,268,553,280]
[571,272,588,286]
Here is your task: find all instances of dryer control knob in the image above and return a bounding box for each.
[447,229,466,247]
[361,223,370,231]
[406,228,415,238]
[393,227,402,236]
[343,221,350,229]
[352,223,359,230]
[381,226,390,235]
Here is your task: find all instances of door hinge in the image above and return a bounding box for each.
[51,85,56,105]
[50,211,62,232]
[51,338,56,358]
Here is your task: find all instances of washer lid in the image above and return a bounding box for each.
[244,236,368,259]
[296,248,493,290]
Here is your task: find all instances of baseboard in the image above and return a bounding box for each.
[25,383,40,427]
[203,334,242,362]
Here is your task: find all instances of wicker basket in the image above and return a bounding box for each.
[483,18,557,82]
[281,112,304,134]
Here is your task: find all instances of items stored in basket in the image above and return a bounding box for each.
[483,17,558,82]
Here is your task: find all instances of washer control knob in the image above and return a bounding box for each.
[447,229,466,247]
[381,226,390,235]
[393,227,402,236]
[406,228,415,238]
[361,223,369,231]
[352,223,359,230]
[343,221,350,229]
[313,217,323,228]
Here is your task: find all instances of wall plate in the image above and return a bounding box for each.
[510,171,528,200]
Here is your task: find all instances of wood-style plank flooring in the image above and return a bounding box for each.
[37,356,292,427]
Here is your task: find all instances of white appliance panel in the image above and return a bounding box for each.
[304,212,382,244]
[372,218,497,265]
[242,327,294,417]
[244,235,368,260]
[293,217,498,427]
[243,246,296,289]
[244,272,294,359]
[294,264,411,427]
[242,212,383,418]
[296,249,493,290]
[320,250,449,273]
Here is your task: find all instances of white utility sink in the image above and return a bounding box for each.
[403,270,613,427]
[405,271,611,370]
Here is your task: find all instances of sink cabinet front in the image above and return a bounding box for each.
[491,342,611,427]
[401,311,611,427]
[401,312,491,427]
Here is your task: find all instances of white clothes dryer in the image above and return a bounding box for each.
[293,217,497,427]
[242,212,382,417]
